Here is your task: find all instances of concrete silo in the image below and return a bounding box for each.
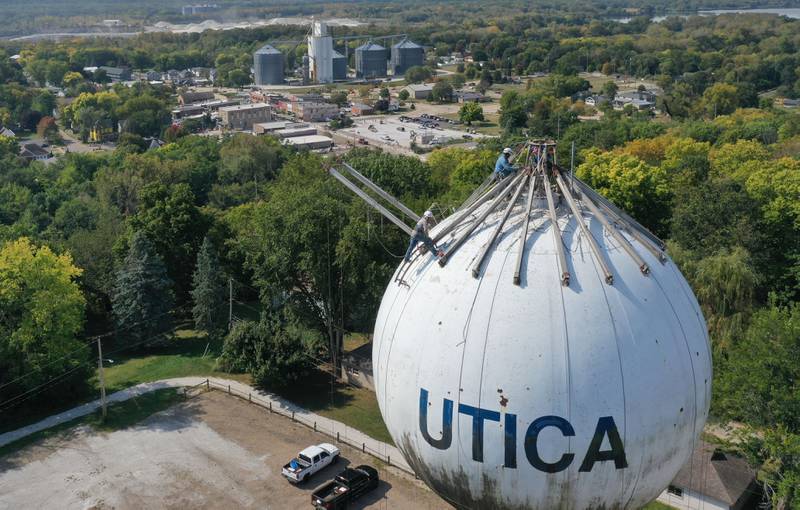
[308,19,333,83]
[391,38,424,76]
[332,49,348,81]
[253,44,284,85]
[355,41,387,79]
[370,142,712,509]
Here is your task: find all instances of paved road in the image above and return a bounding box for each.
[0,377,411,473]
[56,128,115,154]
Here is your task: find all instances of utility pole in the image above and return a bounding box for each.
[97,338,107,420]
[228,278,233,331]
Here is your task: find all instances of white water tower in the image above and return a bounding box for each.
[370,145,712,509]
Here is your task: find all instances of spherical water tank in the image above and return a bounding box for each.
[373,177,711,509]
[355,42,387,79]
[391,39,424,76]
[254,44,284,85]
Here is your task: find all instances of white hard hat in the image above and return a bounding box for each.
[424,210,433,218]
[503,147,512,154]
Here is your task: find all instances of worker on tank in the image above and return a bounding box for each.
[494,147,519,178]
[404,210,444,262]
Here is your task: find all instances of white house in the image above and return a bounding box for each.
[656,440,758,510]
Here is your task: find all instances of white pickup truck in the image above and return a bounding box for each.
[281,443,340,483]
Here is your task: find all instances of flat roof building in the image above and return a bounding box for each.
[403,83,434,100]
[253,121,309,135]
[294,101,339,122]
[276,126,318,139]
[219,103,271,131]
[282,134,333,150]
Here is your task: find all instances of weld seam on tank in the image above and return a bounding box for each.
[651,271,700,503]
[589,239,629,505]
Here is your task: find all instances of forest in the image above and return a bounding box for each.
[1,4,800,508]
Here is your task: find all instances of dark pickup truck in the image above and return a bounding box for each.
[311,465,379,509]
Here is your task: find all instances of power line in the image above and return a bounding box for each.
[0,304,191,393]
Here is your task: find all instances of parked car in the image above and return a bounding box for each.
[311,465,379,509]
[282,443,340,483]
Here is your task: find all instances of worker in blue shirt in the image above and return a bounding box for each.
[494,147,518,178]
[404,211,443,262]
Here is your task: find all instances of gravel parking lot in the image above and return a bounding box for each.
[340,116,485,151]
[0,391,450,510]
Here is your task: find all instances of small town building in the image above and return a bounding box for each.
[0,127,15,138]
[351,103,374,116]
[19,142,52,161]
[219,103,271,130]
[585,95,610,107]
[252,121,309,135]
[97,66,132,82]
[341,341,374,390]
[456,91,486,103]
[179,91,215,105]
[294,101,340,122]
[171,104,205,121]
[276,126,318,139]
[282,134,333,151]
[656,440,759,510]
[403,83,434,100]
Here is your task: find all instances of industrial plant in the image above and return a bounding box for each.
[252,19,425,86]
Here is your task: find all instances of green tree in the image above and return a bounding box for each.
[702,83,739,117]
[431,81,454,102]
[458,101,484,125]
[112,232,174,348]
[130,183,210,301]
[576,149,671,235]
[715,302,800,429]
[379,87,390,99]
[191,236,227,338]
[0,238,89,404]
[404,66,433,84]
[601,80,619,99]
[220,319,315,389]
[398,89,410,101]
[226,154,397,373]
[330,90,349,106]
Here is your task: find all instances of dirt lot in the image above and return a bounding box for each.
[0,391,450,510]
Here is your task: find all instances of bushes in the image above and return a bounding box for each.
[219,319,315,389]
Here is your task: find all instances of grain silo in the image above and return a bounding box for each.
[355,41,387,79]
[332,50,348,81]
[391,38,424,76]
[253,44,284,85]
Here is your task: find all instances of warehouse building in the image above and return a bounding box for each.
[253,121,309,135]
[282,134,333,150]
[403,83,434,99]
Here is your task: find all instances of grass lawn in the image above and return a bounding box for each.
[0,388,184,458]
[0,328,244,434]
[344,332,371,352]
[271,368,392,445]
[100,328,251,394]
[4,325,393,446]
[642,501,673,509]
